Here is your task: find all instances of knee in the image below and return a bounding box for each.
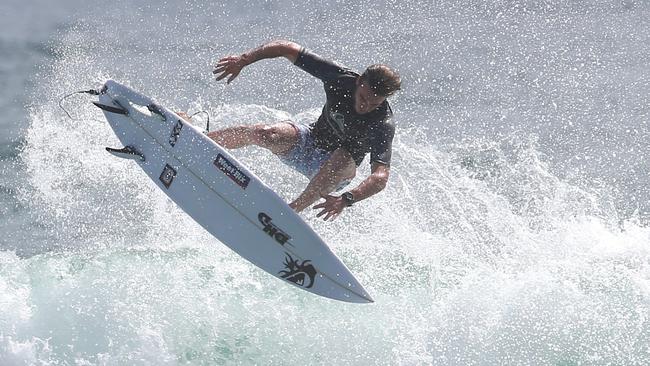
[329,149,356,179]
[251,124,281,145]
[331,161,355,191]
[342,163,356,180]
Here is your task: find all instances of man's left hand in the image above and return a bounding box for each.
[313,194,347,221]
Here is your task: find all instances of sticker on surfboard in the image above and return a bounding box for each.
[279,252,317,288]
[213,153,250,189]
[159,164,177,188]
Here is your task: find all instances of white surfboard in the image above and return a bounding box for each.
[93,80,372,303]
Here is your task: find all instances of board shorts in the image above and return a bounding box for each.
[278,123,351,191]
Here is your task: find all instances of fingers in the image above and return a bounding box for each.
[227,72,239,84]
[213,65,232,80]
[316,210,331,220]
[214,68,239,83]
[214,68,239,82]
[215,56,237,69]
[218,55,238,63]
[213,60,232,74]
[322,210,339,221]
[315,206,341,221]
[212,56,242,83]
[312,195,344,221]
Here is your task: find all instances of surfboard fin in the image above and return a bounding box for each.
[93,101,128,115]
[146,103,167,121]
[105,146,145,162]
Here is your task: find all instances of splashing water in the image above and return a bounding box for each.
[1,0,649,364]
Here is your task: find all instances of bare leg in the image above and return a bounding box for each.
[206,122,298,154]
[289,148,356,212]
[176,112,298,154]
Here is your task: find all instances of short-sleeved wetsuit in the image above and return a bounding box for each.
[293,48,395,167]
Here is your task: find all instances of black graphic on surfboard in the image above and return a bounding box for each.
[279,253,317,288]
[258,212,291,245]
[168,120,183,147]
[213,154,250,189]
[159,164,177,188]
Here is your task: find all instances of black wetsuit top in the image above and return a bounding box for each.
[294,48,395,166]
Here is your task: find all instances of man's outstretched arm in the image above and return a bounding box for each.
[213,40,301,83]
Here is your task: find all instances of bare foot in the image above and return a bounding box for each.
[176,111,191,121]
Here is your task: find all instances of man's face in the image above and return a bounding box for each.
[354,78,386,114]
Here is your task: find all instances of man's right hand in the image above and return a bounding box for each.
[213,55,247,84]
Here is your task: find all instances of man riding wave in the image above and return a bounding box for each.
[202,40,401,221]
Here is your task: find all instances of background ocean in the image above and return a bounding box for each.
[1,0,649,364]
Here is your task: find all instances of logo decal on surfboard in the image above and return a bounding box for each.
[258,212,291,245]
[214,154,250,189]
[169,120,183,147]
[159,164,177,188]
[279,253,317,288]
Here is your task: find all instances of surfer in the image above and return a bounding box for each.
[207,40,400,220]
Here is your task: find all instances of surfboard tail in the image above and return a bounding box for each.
[93,101,128,115]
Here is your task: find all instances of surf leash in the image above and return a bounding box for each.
[188,110,211,133]
[59,87,211,133]
[58,88,103,121]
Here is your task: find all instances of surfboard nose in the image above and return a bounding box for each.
[343,279,374,304]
